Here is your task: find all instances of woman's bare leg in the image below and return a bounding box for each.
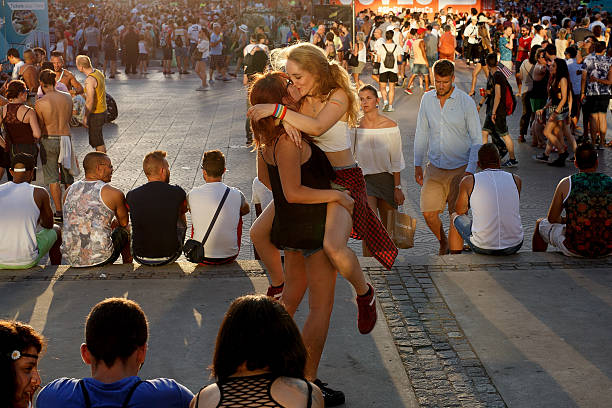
[469,63,482,95]
[281,251,308,317]
[250,202,284,286]
[323,202,368,296]
[302,250,337,381]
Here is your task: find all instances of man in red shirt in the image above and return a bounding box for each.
[516,25,532,65]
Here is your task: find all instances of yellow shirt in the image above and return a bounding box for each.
[87,69,107,114]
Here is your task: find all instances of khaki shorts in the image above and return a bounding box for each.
[420,163,466,213]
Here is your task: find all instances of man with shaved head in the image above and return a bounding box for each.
[62,151,132,267]
[126,151,187,266]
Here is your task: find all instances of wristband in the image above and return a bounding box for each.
[273,104,287,120]
[395,185,402,190]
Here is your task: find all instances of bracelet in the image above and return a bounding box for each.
[273,104,287,120]
[395,185,402,190]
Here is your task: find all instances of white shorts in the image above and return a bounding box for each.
[538,219,581,257]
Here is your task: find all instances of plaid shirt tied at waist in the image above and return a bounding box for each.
[333,166,398,269]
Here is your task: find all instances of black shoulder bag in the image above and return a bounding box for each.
[183,187,231,263]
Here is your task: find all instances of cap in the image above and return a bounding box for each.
[11,152,36,172]
[239,24,248,32]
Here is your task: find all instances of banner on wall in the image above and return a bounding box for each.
[331,0,482,16]
[0,0,49,65]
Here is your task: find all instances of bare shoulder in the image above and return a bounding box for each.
[272,377,324,408]
[377,115,397,128]
[189,384,221,408]
[102,184,125,199]
[328,87,349,103]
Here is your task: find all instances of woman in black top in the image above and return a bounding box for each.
[249,72,352,401]
[191,295,323,408]
[535,58,575,166]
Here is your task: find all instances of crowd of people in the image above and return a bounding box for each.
[2,1,612,407]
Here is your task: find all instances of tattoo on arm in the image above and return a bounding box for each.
[328,98,345,107]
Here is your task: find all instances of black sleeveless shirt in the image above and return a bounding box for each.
[265,140,334,250]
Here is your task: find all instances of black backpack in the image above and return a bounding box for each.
[383,44,396,69]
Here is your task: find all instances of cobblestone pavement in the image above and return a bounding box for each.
[4,255,610,407]
[11,60,608,259]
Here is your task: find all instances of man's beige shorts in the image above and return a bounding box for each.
[420,162,467,213]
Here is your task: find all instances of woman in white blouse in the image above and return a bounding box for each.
[354,85,405,242]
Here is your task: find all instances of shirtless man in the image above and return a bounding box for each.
[35,69,73,222]
[50,51,84,96]
[18,50,39,102]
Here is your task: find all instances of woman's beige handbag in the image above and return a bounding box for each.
[387,209,416,249]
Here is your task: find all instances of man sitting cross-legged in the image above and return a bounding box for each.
[37,297,193,407]
[0,153,62,268]
[451,143,524,255]
[533,143,612,258]
[127,151,187,266]
[62,152,132,267]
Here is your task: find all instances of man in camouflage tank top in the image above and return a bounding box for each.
[533,143,612,258]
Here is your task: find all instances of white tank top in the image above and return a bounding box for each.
[314,121,351,152]
[469,170,523,250]
[0,182,40,265]
[358,43,367,62]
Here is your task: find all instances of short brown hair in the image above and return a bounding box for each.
[143,150,167,176]
[85,298,148,367]
[201,150,225,178]
[433,59,454,77]
[39,69,56,86]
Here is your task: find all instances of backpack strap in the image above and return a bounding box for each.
[201,187,231,250]
[121,380,145,408]
[305,380,313,408]
[79,380,93,408]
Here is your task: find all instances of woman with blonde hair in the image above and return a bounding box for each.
[468,23,493,96]
[350,31,367,87]
[248,43,396,336]
[555,28,569,58]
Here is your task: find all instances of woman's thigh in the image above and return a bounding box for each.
[324,201,352,250]
[377,198,394,229]
[250,201,275,241]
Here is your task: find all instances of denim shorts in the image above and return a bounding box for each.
[281,246,322,258]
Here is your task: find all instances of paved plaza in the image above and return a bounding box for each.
[1,63,612,407]
[35,62,612,257]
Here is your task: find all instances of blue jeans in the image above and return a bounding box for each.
[453,215,522,255]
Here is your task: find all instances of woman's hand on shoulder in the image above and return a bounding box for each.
[282,121,303,149]
[189,384,220,408]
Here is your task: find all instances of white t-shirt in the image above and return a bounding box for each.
[251,177,273,209]
[188,24,202,43]
[377,42,401,73]
[12,60,24,80]
[197,39,210,58]
[188,182,247,258]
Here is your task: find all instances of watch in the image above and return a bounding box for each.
[395,185,402,190]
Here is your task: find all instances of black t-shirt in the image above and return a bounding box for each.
[126,181,186,258]
[486,70,508,115]
[245,48,268,76]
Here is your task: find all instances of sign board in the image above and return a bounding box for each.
[313,5,353,28]
[0,0,49,64]
[330,0,482,16]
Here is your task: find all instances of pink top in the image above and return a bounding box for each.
[36,82,70,99]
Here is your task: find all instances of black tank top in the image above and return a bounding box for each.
[2,103,35,145]
[532,69,549,99]
[265,140,334,250]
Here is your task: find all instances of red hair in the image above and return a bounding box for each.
[248,72,288,149]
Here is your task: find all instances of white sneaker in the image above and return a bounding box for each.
[196,86,209,91]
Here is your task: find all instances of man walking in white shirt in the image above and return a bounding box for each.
[414,60,482,255]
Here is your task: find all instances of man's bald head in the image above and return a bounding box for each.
[83,152,109,175]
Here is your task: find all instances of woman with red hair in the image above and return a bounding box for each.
[249,71,353,406]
